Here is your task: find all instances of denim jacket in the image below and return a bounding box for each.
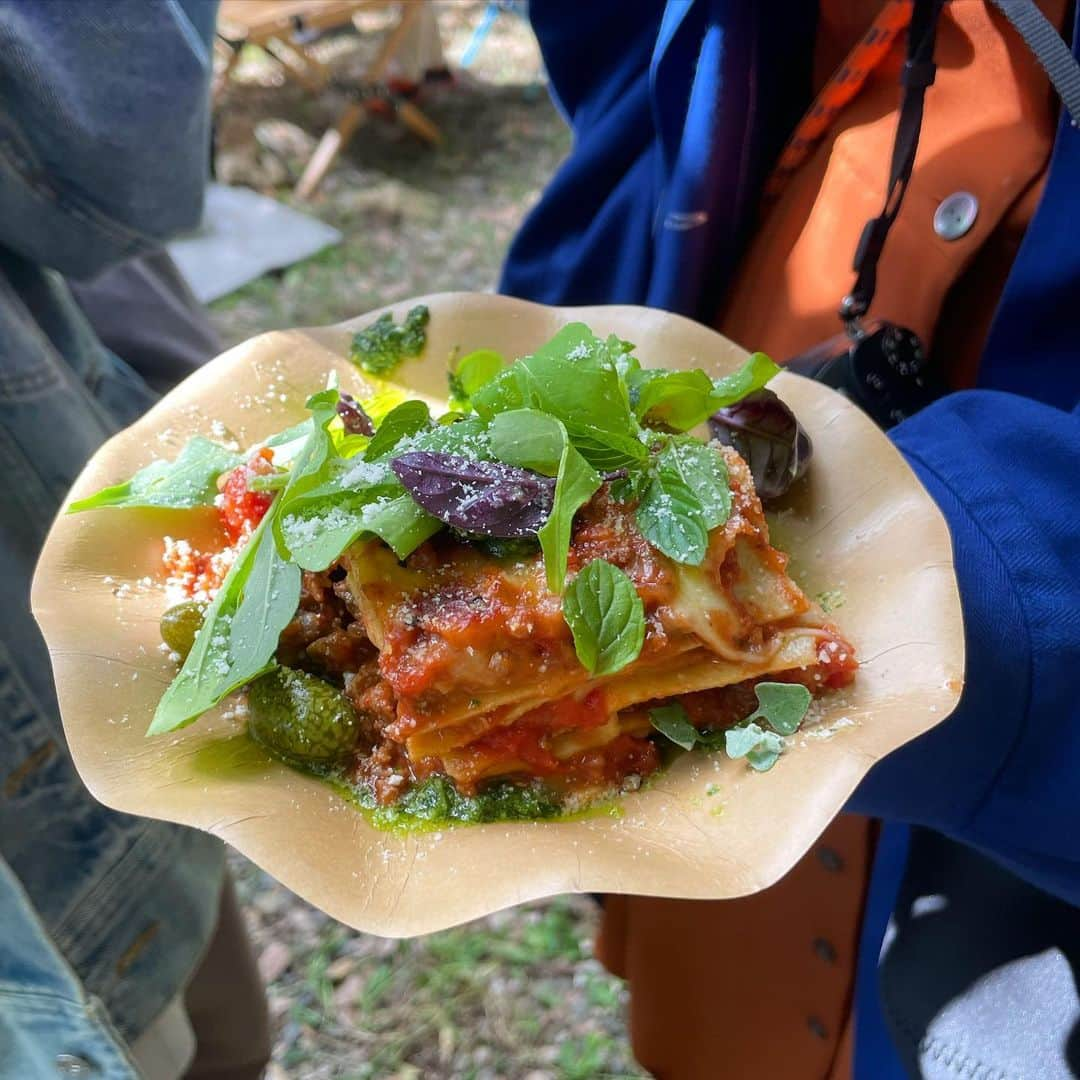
[0,4,226,1076]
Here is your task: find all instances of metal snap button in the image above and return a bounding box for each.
[813,937,838,963]
[933,192,979,240]
[817,846,844,872]
[55,1055,97,1076]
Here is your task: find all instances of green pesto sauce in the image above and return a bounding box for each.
[349,305,430,376]
[190,726,625,833]
[315,771,624,834]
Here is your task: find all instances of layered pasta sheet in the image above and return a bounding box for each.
[340,449,853,789]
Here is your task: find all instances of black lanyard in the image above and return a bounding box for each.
[841,0,945,328]
[786,0,1080,430]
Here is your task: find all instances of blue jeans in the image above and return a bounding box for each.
[0,4,233,1073]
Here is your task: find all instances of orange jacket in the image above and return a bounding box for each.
[597,3,1065,1077]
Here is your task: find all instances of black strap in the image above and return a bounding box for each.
[990,0,1080,125]
[842,0,1080,329]
[842,0,945,325]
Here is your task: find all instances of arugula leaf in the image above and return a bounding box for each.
[649,703,699,751]
[448,349,504,412]
[664,438,731,529]
[364,400,431,460]
[395,416,492,461]
[279,486,391,570]
[359,387,409,427]
[284,389,339,487]
[489,409,601,589]
[709,351,780,409]
[562,559,645,675]
[473,324,647,470]
[280,475,443,569]
[744,681,812,736]
[272,389,341,553]
[68,437,241,513]
[148,511,299,734]
[635,466,708,565]
[261,418,314,454]
[275,414,489,571]
[226,522,302,674]
[359,491,442,558]
[536,442,600,593]
[488,409,566,476]
[632,368,717,431]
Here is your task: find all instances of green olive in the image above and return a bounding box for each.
[160,601,206,658]
[247,667,359,765]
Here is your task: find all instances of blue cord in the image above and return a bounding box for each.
[459,1,529,69]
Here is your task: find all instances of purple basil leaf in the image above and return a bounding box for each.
[337,394,375,436]
[391,451,556,538]
[708,389,813,502]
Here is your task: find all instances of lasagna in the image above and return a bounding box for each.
[74,312,858,823]
[281,447,855,804]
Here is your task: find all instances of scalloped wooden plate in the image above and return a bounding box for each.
[31,293,963,936]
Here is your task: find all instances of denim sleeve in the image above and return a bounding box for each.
[0,0,217,279]
[847,390,1080,903]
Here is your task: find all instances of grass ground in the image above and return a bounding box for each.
[210,7,647,1078]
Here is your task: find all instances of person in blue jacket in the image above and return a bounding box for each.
[500,1,1080,1077]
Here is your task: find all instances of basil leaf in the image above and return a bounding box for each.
[536,442,601,593]
[148,511,299,734]
[489,409,600,589]
[632,368,717,431]
[448,349,504,412]
[336,394,375,436]
[664,438,731,529]
[68,437,241,513]
[649,703,699,751]
[636,468,708,565]
[708,388,813,502]
[364,400,431,460]
[746,681,812,736]
[489,409,566,475]
[391,452,555,538]
[709,351,780,409]
[563,559,645,676]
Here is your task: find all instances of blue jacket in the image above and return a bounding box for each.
[0,4,224,1076]
[502,2,1080,1075]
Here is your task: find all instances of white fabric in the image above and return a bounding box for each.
[167,182,342,303]
[128,995,196,1080]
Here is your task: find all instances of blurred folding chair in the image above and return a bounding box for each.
[215,1,444,198]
